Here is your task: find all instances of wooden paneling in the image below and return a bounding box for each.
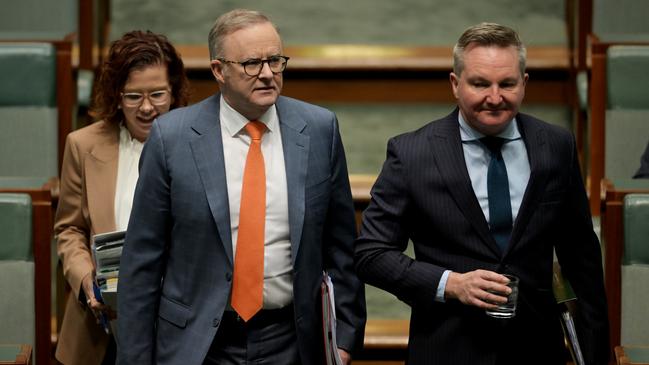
[181,44,571,106]
[186,69,570,106]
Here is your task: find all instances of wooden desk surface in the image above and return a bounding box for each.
[364,319,409,350]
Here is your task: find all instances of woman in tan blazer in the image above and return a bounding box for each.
[54,30,189,365]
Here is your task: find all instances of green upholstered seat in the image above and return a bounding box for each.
[621,194,649,345]
[0,43,56,107]
[0,177,51,189]
[0,0,76,37]
[0,194,32,260]
[605,110,649,180]
[0,193,35,356]
[0,43,59,187]
[0,0,96,110]
[623,194,649,265]
[607,46,649,110]
[593,0,649,43]
[604,46,649,181]
[0,107,58,180]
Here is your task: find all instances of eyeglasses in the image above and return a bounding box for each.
[217,55,290,77]
[121,89,171,107]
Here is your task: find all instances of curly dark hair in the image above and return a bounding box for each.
[90,30,190,125]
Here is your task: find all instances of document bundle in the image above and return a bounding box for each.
[321,271,343,365]
[91,230,125,336]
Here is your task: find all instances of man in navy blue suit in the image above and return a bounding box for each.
[355,23,609,365]
[118,9,365,365]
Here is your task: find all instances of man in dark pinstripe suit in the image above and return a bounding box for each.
[355,23,609,365]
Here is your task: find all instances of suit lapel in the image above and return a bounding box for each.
[85,123,119,234]
[189,95,234,264]
[508,114,550,250]
[276,97,309,265]
[430,110,502,258]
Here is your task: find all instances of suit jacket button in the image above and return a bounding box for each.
[212,318,220,327]
[226,272,232,281]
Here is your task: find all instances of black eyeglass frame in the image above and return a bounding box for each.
[217,55,290,76]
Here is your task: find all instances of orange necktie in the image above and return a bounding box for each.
[231,121,266,321]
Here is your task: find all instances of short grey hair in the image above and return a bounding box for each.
[208,9,279,60]
[452,22,527,77]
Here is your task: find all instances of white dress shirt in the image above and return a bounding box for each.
[220,96,293,309]
[114,125,144,231]
[458,113,530,223]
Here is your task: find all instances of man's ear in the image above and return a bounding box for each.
[211,60,225,83]
[449,72,460,99]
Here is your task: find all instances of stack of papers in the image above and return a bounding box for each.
[321,272,343,365]
[92,230,125,309]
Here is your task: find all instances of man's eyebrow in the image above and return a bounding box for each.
[466,76,489,82]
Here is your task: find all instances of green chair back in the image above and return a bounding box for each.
[607,46,649,110]
[604,46,649,180]
[0,0,76,40]
[593,0,649,42]
[620,193,649,345]
[0,193,35,357]
[623,194,649,265]
[0,43,59,183]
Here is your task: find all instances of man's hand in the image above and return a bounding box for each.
[445,269,511,309]
[338,348,352,365]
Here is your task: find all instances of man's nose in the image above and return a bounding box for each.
[485,85,503,105]
[258,61,274,79]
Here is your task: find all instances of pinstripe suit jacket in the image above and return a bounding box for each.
[117,95,366,365]
[355,109,609,365]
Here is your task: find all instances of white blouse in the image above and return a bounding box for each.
[114,125,144,231]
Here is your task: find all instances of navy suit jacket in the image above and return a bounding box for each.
[117,95,366,365]
[355,109,609,365]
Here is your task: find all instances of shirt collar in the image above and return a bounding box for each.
[458,112,521,142]
[220,95,278,137]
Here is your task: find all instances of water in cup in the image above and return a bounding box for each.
[485,274,519,319]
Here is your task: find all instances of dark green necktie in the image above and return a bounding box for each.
[481,136,512,253]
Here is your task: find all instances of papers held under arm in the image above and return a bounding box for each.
[553,262,584,365]
[321,272,343,365]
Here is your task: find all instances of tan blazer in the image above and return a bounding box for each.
[54,120,119,365]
